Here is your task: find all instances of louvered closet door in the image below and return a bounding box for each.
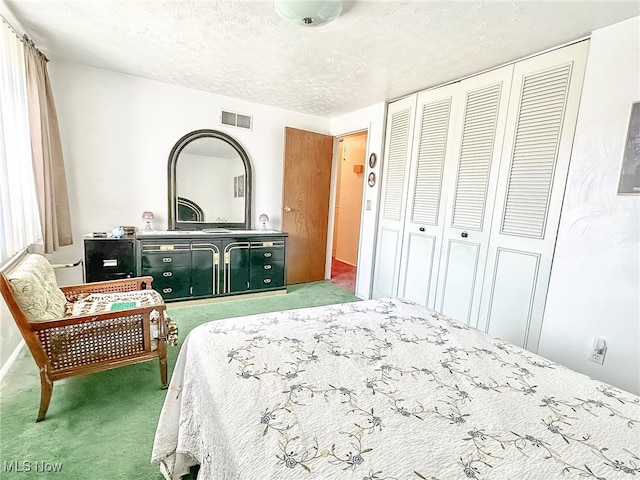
[477,41,589,351]
[372,96,416,298]
[396,84,460,308]
[433,66,514,324]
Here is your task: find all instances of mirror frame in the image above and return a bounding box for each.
[168,129,252,230]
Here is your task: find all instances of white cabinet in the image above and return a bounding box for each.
[373,41,589,352]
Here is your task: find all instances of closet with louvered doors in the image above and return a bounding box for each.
[476,41,589,351]
[372,96,416,299]
[420,66,513,323]
[373,40,589,351]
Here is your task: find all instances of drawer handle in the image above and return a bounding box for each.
[263,278,272,284]
[163,271,173,277]
[162,257,173,263]
[263,252,272,258]
[162,287,173,293]
[263,264,272,270]
[103,259,118,267]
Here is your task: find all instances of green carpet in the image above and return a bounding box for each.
[0,281,359,480]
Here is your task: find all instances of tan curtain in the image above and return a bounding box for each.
[23,35,72,252]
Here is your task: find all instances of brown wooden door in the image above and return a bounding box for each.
[282,127,334,284]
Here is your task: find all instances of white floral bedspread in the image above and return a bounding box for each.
[151,299,639,480]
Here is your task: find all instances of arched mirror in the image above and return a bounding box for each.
[168,129,252,230]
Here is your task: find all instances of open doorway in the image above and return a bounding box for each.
[330,131,367,292]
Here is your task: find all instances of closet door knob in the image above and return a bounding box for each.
[461,231,468,238]
[283,206,292,213]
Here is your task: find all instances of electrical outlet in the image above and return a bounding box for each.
[588,350,605,365]
[588,337,606,365]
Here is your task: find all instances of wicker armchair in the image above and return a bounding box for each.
[0,250,169,422]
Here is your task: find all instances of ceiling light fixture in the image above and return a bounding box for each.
[274,0,342,27]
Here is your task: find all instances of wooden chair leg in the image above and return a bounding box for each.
[158,340,168,389]
[37,372,53,422]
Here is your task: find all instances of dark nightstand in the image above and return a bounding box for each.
[84,236,136,282]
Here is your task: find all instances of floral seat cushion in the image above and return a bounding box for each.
[6,254,66,321]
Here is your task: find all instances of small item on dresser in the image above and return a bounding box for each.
[111,227,125,238]
[258,213,269,230]
[120,225,136,236]
[142,212,155,232]
[142,211,155,231]
[92,232,108,238]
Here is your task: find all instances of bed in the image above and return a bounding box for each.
[151,299,639,479]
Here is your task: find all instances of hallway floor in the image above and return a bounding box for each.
[330,257,356,293]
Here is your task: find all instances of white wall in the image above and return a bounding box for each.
[0,300,22,379]
[45,61,330,285]
[540,17,640,395]
[330,103,386,299]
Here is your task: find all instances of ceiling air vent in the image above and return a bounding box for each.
[220,110,252,130]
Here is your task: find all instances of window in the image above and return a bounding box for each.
[0,20,41,262]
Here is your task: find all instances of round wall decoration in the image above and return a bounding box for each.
[368,153,377,168]
[368,172,376,187]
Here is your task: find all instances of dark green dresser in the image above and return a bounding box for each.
[135,231,287,302]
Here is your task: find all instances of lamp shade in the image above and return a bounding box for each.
[274,0,342,27]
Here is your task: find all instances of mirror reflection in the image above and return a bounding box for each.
[176,137,246,223]
[168,129,252,230]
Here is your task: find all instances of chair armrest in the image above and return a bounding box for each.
[28,303,165,331]
[30,305,168,371]
[61,276,155,300]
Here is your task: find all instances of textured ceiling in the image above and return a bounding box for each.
[4,0,639,118]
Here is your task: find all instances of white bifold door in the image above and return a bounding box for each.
[372,98,416,298]
[373,41,589,352]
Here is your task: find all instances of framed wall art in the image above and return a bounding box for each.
[368,172,376,187]
[233,174,246,198]
[618,101,640,195]
[237,174,245,198]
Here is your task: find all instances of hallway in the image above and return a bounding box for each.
[330,257,356,293]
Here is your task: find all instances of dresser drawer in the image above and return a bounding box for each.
[250,243,285,265]
[146,269,191,299]
[155,283,191,300]
[143,266,190,282]
[251,262,284,278]
[250,262,284,290]
[250,274,284,290]
[141,248,191,269]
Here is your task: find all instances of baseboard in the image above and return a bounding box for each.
[334,257,357,268]
[0,340,25,383]
[167,288,287,308]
